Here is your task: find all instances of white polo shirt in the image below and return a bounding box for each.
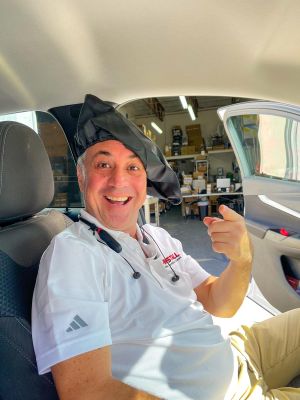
[32,210,237,400]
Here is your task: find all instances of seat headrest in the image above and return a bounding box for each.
[0,121,54,223]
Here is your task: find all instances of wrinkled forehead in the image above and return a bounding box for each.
[84,139,144,165]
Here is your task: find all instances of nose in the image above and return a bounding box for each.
[109,166,128,187]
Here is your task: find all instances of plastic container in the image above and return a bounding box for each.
[198,201,209,221]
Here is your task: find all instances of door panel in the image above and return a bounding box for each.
[243,178,300,233]
[219,102,300,312]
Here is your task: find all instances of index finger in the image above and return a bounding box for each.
[203,216,222,226]
[218,204,243,222]
[208,219,240,234]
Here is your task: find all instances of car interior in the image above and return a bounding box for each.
[1,1,300,398]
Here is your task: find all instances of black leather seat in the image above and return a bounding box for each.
[0,121,73,400]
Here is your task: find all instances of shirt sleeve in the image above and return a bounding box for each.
[32,232,112,374]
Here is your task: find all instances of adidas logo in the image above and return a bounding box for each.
[66,315,88,332]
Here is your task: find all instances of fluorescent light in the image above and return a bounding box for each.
[151,122,163,134]
[179,96,188,109]
[187,105,196,121]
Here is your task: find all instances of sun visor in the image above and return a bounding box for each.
[74,94,182,204]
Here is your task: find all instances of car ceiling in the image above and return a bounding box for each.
[1,0,300,114]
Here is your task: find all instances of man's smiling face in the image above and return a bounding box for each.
[77,140,147,238]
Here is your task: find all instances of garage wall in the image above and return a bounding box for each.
[132,109,221,151]
[119,104,238,180]
[206,152,235,176]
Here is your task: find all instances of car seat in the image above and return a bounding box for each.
[0,121,73,400]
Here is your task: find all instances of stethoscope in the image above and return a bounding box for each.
[79,216,180,282]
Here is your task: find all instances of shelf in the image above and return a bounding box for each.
[166,154,196,160]
[166,149,233,160]
[208,149,234,154]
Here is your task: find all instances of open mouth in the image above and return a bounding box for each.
[104,195,132,205]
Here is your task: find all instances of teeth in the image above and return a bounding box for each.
[106,196,129,202]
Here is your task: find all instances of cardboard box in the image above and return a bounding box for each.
[181,145,196,155]
[195,154,207,160]
[186,124,204,148]
[186,124,201,135]
[191,203,199,215]
[197,166,207,174]
[180,185,192,194]
[209,195,219,204]
[183,196,196,202]
[189,141,205,153]
[192,178,206,191]
[193,172,205,179]
[209,196,219,215]
[183,176,193,185]
[187,132,203,146]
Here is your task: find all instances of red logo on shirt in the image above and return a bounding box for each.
[162,252,181,266]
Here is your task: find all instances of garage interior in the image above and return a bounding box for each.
[119,96,245,227]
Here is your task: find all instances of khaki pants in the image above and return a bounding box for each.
[229,308,300,399]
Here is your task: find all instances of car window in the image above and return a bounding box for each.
[227,113,300,181]
[0,111,82,208]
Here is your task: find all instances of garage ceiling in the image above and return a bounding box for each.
[123,96,249,119]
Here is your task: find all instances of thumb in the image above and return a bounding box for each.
[218,204,241,221]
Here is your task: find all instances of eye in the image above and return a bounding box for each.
[95,162,111,169]
[128,163,145,173]
[128,165,140,171]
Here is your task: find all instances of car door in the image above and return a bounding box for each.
[218,101,300,313]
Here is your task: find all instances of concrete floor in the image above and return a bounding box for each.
[159,205,228,276]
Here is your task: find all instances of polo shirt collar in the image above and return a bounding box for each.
[79,209,138,241]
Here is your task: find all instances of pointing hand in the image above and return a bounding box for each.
[203,205,252,264]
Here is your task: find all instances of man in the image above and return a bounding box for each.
[32,95,300,400]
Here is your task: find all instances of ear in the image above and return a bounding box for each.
[77,165,84,193]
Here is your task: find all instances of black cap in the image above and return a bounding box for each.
[74,94,182,204]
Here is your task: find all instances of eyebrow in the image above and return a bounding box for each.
[92,150,138,160]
